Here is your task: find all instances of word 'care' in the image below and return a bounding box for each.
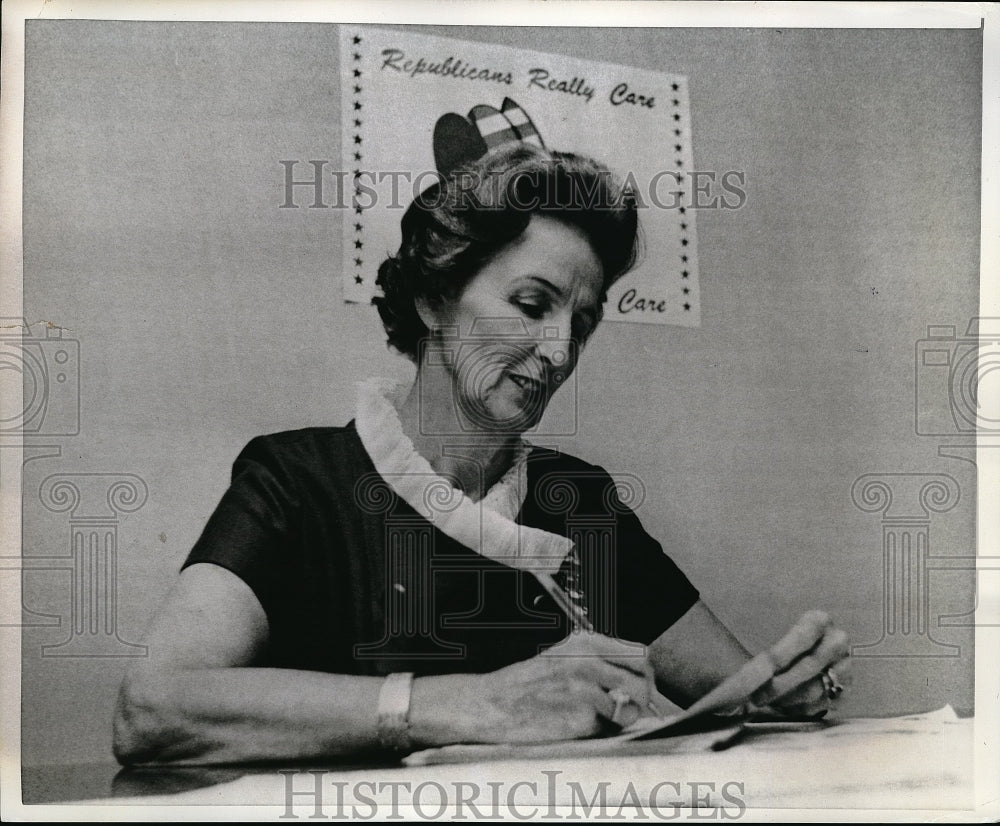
[527,69,658,109]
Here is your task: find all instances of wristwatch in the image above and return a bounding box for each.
[376,671,415,752]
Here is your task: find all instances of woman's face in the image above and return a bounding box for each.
[420,214,604,433]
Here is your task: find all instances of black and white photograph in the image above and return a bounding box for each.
[1,0,997,820]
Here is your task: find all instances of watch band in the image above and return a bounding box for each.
[376,672,415,752]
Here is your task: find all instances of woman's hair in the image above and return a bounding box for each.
[373,144,641,362]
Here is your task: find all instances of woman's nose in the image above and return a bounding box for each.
[534,317,575,371]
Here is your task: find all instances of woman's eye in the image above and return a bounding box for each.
[514,300,547,319]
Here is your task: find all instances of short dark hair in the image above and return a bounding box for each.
[373,144,641,362]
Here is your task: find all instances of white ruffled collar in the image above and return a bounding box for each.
[353,377,572,575]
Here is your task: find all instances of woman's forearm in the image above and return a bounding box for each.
[647,599,753,707]
[115,665,382,764]
[113,565,498,765]
[114,665,474,765]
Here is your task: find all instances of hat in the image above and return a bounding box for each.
[433,97,547,176]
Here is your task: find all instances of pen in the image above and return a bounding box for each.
[534,571,665,720]
[534,572,593,631]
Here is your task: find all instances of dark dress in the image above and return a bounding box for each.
[183,423,698,676]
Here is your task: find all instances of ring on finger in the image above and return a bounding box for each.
[820,667,844,700]
[608,688,632,723]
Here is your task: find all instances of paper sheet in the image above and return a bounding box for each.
[88,707,971,812]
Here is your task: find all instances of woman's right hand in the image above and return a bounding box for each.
[410,632,655,745]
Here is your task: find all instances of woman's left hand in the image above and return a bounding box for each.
[750,609,852,717]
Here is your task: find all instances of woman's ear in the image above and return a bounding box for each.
[415,295,447,332]
[414,295,434,331]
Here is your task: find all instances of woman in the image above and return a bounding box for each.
[113,135,849,766]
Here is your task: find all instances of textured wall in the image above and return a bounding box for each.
[20,21,980,765]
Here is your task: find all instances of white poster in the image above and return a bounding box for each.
[340,26,703,326]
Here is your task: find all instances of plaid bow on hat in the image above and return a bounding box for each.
[433,97,547,176]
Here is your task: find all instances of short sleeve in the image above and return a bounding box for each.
[590,467,699,644]
[182,437,300,616]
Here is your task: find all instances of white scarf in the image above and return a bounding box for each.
[353,377,573,575]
